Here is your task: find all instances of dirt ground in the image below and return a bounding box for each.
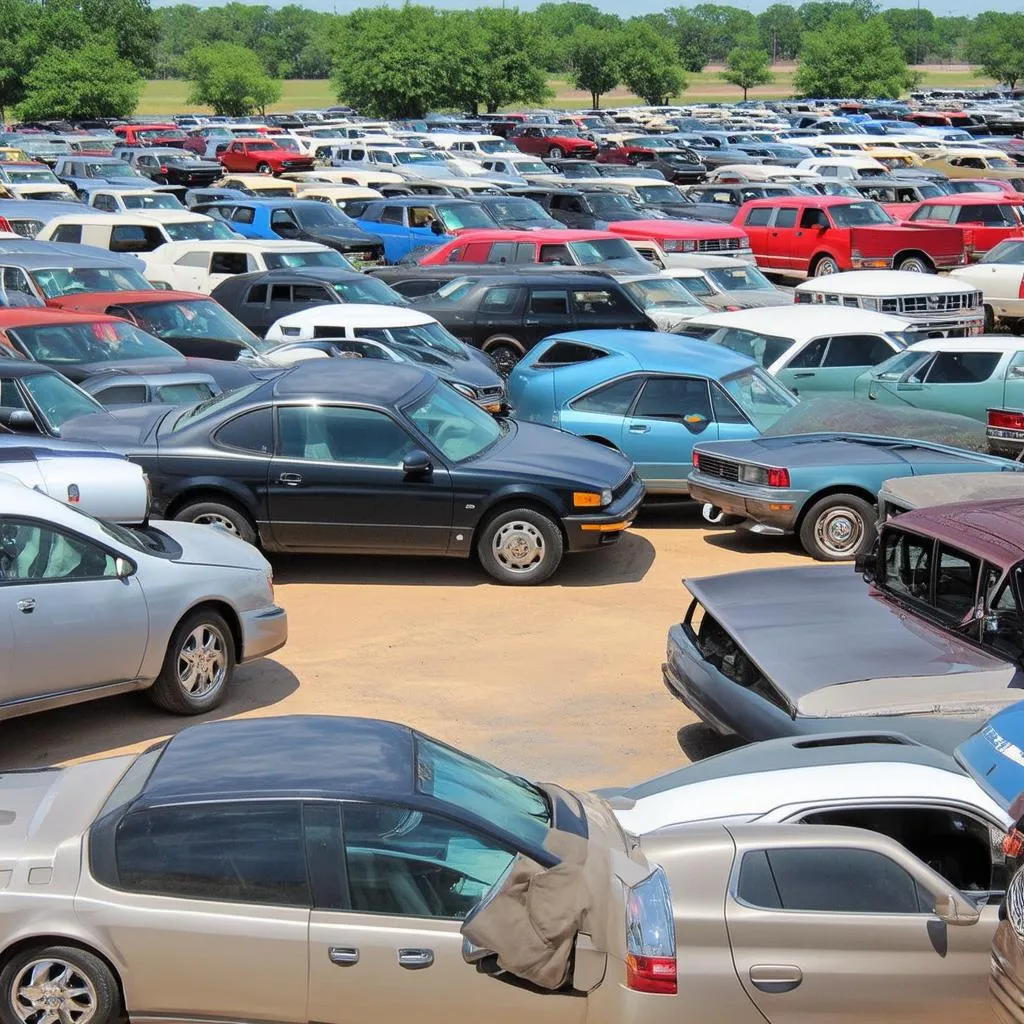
[0,505,809,789]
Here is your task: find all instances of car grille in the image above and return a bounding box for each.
[881,291,983,314]
[343,249,383,264]
[698,237,742,253]
[694,453,740,481]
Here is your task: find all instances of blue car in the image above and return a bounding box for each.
[53,156,155,195]
[191,198,386,266]
[507,330,797,496]
[353,197,500,263]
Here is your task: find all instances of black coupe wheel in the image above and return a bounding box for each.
[150,608,235,714]
[0,946,119,1024]
[477,507,564,585]
[799,493,876,562]
[175,500,257,545]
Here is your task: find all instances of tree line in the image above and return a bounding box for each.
[3,0,1024,122]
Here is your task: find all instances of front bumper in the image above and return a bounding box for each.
[563,475,645,552]
[239,604,288,662]
[687,473,808,534]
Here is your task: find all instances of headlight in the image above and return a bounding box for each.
[450,382,477,400]
[739,464,768,485]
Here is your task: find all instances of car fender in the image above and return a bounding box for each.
[158,473,263,522]
[810,247,848,271]
[471,482,567,532]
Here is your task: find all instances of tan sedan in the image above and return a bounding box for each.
[0,715,997,1024]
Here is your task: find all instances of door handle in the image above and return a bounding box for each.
[328,947,359,966]
[397,948,434,969]
[628,423,651,433]
[16,598,34,614]
[749,964,803,993]
[792,372,815,379]
[278,472,303,486]
[524,318,541,325]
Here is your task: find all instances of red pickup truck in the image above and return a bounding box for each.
[734,196,969,278]
[906,194,1024,259]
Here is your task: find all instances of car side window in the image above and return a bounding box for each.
[51,224,83,244]
[342,804,515,920]
[380,206,404,225]
[277,405,416,465]
[882,529,933,602]
[210,252,248,275]
[934,544,980,620]
[633,376,712,423]
[230,207,255,225]
[786,337,828,369]
[570,377,642,415]
[1,268,33,296]
[744,208,772,227]
[0,519,117,582]
[110,225,161,253]
[774,207,798,228]
[737,847,928,914]
[245,284,268,304]
[93,195,116,212]
[214,406,274,454]
[823,335,895,367]
[0,379,26,411]
[923,351,1001,384]
[528,289,569,315]
[480,286,521,314]
[114,801,310,907]
[175,251,209,268]
[985,568,1024,664]
[486,241,517,265]
[572,288,632,316]
[538,243,571,264]
[99,384,148,405]
[293,284,330,303]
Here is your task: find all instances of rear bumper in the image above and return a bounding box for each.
[239,604,288,662]
[563,477,645,552]
[988,425,1024,458]
[688,475,807,534]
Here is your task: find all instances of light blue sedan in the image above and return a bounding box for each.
[507,330,798,495]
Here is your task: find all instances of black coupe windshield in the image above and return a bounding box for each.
[404,382,503,462]
[117,299,271,352]
[9,320,176,364]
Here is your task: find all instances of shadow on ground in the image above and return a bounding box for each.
[677,722,745,763]
[0,659,299,769]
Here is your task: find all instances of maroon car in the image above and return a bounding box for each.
[510,126,598,160]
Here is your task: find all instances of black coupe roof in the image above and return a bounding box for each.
[270,359,430,403]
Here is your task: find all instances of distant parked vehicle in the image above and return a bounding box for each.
[509,125,598,160]
[352,197,498,263]
[0,252,152,304]
[218,137,314,175]
[950,238,1024,331]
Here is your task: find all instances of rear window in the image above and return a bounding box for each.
[535,341,609,366]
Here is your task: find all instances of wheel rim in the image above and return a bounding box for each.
[177,623,228,697]
[490,346,519,376]
[899,259,926,272]
[258,163,271,174]
[12,959,98,1024]
[492,521,545,575]
[815,259,837,276]
[191,511,240,536]
[549,147,563,158]
[814,507,865,558]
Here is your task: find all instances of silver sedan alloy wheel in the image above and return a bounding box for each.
[814,505,865,558]
[12,959,98,1024]
[492,520,546,575]
[177,623,228,697]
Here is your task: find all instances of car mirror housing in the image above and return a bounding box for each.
[402,450,433,477]
[854,550,877,581]
[114,556,136,580]
[933,891,981,926]
[5,409,37,433]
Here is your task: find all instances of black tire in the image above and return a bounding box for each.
[985,304,996,332]
[812,255,840,277]
[256,162,273,174]
[895,254,933,273]
[149,608,236,714]
[548,145,564,159]
[798,493,876,562]
[0,945,120,1024]
[174,500,257,545]
[476,507,564,585]
[486,341,523,377]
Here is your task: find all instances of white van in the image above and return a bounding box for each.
[38,211,235,253]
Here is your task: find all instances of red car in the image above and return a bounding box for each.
[218,138,314,175]
[113,123,189,148]
[603,219,752,261]
[906,193,1024,259]
[734,195,968,278]
[417,228,647,268]
[509,126,597,160]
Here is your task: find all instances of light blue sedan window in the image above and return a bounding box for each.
[570,377,642,415]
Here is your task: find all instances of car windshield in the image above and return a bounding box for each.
[87,162,144,178]
[263,250,349,270]
[989,157,1015,169]
[587,192,637,216]
[625,277,703,309]
[436,205,495,231]
[673,275,715,297]
[119,299,269,351]
[981,240,1024,265]
[21,371,104,432]
[332,277,408,305]
[29,266,151,298]
[415,734,550,847]
[404,381,504,462]
[707,265,776,292]
[709,327,792,367]
[139,129,186,141]
[361,322,466,360]
[4,168,58,184]
[484,198,549,223]
[478,140,515,153]
[719,366,797,431]
[9,320,176,364]
[163,220,236,241]
[120,193,183,210]
[828,201,893,226]
[395,151,441,165]
[513,160,546,173]
[624,136,673,150]
[293,204,358,229]
[567,238,641,265]
[872,349,932,380]
[171,380,264,428]
[635,184,683,204]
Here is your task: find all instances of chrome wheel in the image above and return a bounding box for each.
[492,520,546,575]
[192,511,240,536]
[176,623,228,697]
[814,257,839,276]
[897,257,928,273]
[12,959,98,1024]
[813,506,864,558]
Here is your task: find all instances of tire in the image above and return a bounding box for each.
[149,608,235,714]
[811,255,840,277]
[476,507,564,585]
[548,146,564,159]
[0,945,120,1024]
[174,500,257,545]
[984,304,996,333]
[895,254,933,273]
[486,341,523,377]
[798,493,876,562]
[256,162,273,174]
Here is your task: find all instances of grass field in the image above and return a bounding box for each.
[138,65,998,115]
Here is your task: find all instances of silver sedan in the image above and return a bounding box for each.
[0,478,286,719]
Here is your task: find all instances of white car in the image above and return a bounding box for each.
[683,305,911,395]
[797,156,890,180]
[616,273,709,330]
[140,239,353,292]
[88,189,185,213]
[611,731,1012,900]
[37,211,236,253]
[950,239,1024,331]
[659,255,791,309]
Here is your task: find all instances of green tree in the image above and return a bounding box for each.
[619,20,686,105]
[0,0,37,121]
[794,12,915,99]
[185,42,281,116]
[468,9,551,114]
[758,3,802,62]
[531,3,619,73]
[797,0,877,33]
[720,40,775,100]
[967,13,1024,89]
[14,39,140,119]
[566,24,623,109]
[883,7,938,65]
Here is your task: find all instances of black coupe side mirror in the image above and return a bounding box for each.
[402,449,433,476]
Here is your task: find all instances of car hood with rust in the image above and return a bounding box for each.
[687,565,1022,717]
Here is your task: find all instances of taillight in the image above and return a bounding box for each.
[625,867,677,995]
[767,467,790,487]
[159,165,168,174]
[989,409,1024,430]
[1018,273,1024,300]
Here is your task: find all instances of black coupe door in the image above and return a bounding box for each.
[267,402,454,553]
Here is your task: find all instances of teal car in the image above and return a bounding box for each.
[855,337,1024,422]
[506,330,797,495]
